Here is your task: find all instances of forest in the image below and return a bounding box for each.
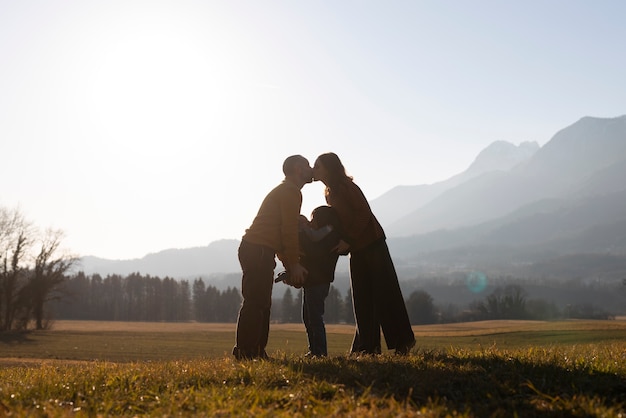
[44,271,622,328]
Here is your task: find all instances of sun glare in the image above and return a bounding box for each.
[93,36,206,137]
[78,9,263,157]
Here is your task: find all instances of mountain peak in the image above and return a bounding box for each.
[531,114,626,177]
[466,140,539,175]
[577,114,626,123]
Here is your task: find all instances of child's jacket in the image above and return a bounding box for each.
[299,225,341,287]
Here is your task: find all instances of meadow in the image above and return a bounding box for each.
[1,319,626,416]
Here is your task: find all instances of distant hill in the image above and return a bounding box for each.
[388,187,626,260]
[78,115,626,283]
[369,140,539,227]
[78,239,241,279]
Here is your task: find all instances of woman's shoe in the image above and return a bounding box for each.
[395,339,416,355]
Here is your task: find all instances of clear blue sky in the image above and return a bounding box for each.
[1,1,625,259]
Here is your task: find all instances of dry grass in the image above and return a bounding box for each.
[49,320,241,333]
[2,319,626,416]
[2,318,625,366]
[48,318,626,335]
[411,318,626,336]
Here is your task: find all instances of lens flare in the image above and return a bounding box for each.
[466,271,488,293]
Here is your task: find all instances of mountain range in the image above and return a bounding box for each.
[79,115,626,284]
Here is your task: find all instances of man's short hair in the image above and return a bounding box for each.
[283,155,307,176]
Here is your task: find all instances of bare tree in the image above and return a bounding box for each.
[1,207,76,331]
[0,207,34,331]
[478,284,528,320]
[25,228,78,329]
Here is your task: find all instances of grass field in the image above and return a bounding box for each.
[2,319,626,364]
[2,319,626,416]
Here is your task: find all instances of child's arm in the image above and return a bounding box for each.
[302,225,333,242]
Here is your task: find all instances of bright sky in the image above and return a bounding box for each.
[2,1,625,260]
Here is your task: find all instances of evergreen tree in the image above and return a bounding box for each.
[206,285,220,322]
[104,275,124,320]
[342,288,355,324]
[406,289,437,324]
[325,285,342,323]
[125,273,146,320]
[192,279,206,321]
[281,288,295,323]
[145,276,163,320]
[217,287,241,322]
[178,280,191,321]
[162,277,178,321]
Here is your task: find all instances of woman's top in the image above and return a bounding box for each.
[325,179,385,252]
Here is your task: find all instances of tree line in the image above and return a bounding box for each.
[18,269,625,329]
[48,272,357,325]
[52,272,194,322]
[48,273,619,327]
[407,283,618,324]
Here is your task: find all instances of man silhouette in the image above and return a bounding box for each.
[232,155,313,360]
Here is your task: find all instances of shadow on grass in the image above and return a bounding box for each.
[0,331,33,344]
[289,351,626,416]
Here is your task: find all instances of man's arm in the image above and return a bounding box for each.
[279,184,307,286]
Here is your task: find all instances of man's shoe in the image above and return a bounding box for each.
[304,351,327,358]
[232,346,245,360]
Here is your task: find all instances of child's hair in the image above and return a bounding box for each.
[298,214,310,228]
[311,205,339,228]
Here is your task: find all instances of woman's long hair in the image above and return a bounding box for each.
[317,153,353,196]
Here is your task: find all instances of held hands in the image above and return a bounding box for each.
[283,264,307,289]
[332,239,350,255]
